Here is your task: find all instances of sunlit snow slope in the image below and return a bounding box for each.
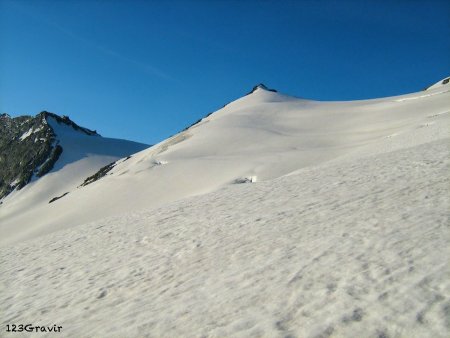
[2,138,448,338]
[0,80,449,245]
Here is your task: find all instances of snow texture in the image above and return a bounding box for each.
[1,139,449,338]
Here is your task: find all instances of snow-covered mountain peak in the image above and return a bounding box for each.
[248,83,277,94]
[226,83,298,108]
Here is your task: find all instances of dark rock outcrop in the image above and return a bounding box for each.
[247,83,277,95]
[0,111,99,200]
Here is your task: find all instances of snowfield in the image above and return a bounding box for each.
[0,80,449,337]
[1,139,449,338]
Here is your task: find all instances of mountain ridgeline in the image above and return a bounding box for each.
[0,112,98,200]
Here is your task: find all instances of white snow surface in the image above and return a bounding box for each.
[0,81,449,337]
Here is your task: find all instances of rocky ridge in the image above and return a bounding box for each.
[0,111,98,200]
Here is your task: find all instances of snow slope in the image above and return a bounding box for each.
[0,115,148,243]
[1,82,449,245]
[1,137,448,338]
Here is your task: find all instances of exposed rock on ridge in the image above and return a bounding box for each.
[0,111,98,200]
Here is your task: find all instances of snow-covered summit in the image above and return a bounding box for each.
[248,83,278,94]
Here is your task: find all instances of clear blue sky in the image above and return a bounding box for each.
[1,0,449,144]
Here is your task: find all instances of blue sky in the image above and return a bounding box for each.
[1,0,449,145]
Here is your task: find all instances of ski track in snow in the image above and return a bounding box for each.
[1,139,449,338]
